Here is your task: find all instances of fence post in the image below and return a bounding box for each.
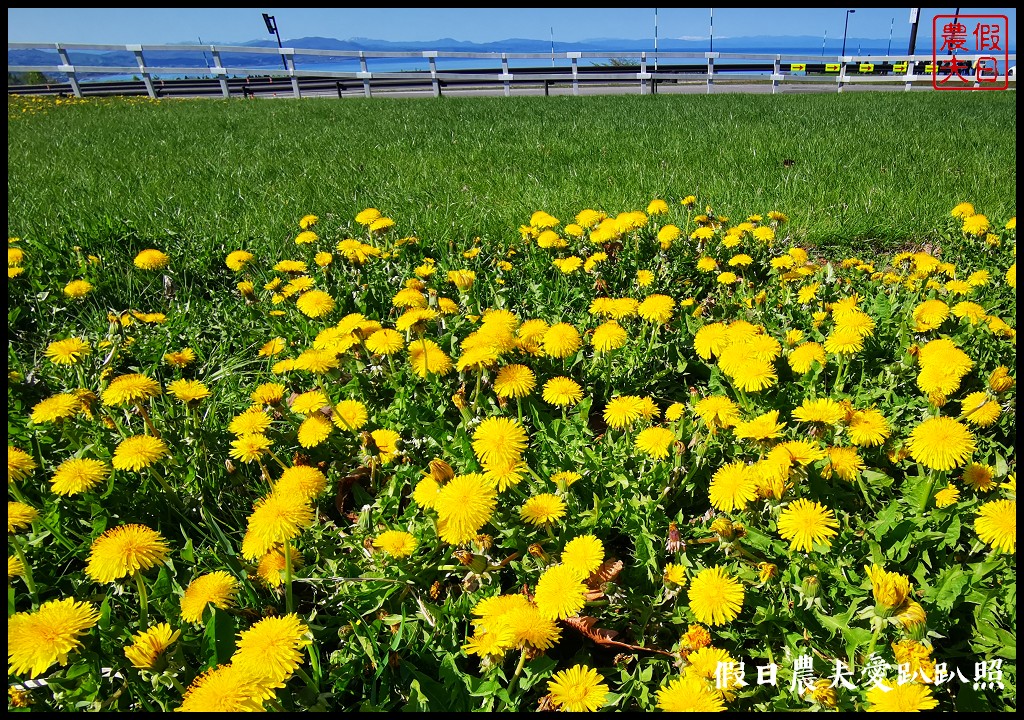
[56,44,82,98]
[838,57,849,93]
[359,52,372,97]
[501,53,511,96]
[125,44,155,99]
[210,47,230,99]
[279,49,300,98]
[425,52,440,97]
[772,55,781,94]
[569,52,580,95]
[904,57,915,91]
[640,51,648,95]
[706,53,716,94]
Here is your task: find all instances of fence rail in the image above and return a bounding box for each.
[8,42,1017,99]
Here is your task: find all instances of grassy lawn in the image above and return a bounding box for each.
[8,91,1016,264]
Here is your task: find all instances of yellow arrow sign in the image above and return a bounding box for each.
[790,63,806,72]
[859,63,875,73]
[825,63,840,72]
[893,62,908,73]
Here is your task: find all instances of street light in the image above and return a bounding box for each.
[262,13,288,71]
[841,9,856,57]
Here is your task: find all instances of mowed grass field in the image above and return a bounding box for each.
[7,90,1017,263]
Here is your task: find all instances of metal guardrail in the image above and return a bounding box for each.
[8,42,1017,98]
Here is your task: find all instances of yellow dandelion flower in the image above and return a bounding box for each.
[63,279,94,297]
[45,337,90,365]
[520,493,566,526]
[546,665,609,712]
[112,435,168,471]
[664,563,687,586]
[934,485,960,508]
[959,391,1001,427]
[734,410,786,442]
[133,249,169,270]
[259,337,286,357]
[822,446,863,482]
[975,499,1015,553]
[241,492,315,561]
[167,379,211,404]
[434,473,497,545]
[635,426,676,460]
[8,446,37,484]
[373,530,418,557]
[30,393,81,424]
[866,680,938,712]
[777,499,839,552]
[8,501,39,534]
[561,535,604,579]
[657,674,725,712]
[102,373,161,406]
[85,524,169,583]
[177,664,267,712]
[50,457,109,496]
[493,364,536,399]
[543,323,582,358]
[408,339,453,378]
[709,462,759,512]
[688,566,744,626]
[225,250,254,271]
[124,622,180,669]
[8,598,99,678]
[233,613,311,689]
[256,547,304,588]
[693,396,741,430]
[534,564,587,620]
[228,434,272,464]
[273,465,328,501]
[542,376,584,407]
[297,414,333,448]
[908,416,975,471]
[847,408,890,447]
[180,571,239,623]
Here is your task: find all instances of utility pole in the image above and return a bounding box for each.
[654,8,658,71]
[262,13,288,71]
[908,7,920,55]
[841,9,856,57]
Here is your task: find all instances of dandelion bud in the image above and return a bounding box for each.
[989,366,1014,393]
[527,542,550,563]
[800,575,820,600]
[758,562,778,583]
[428,459,455,484]
[429,580,442,601]
[452,389,468,410]
[710,517,736,540]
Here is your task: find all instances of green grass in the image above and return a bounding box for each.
[8,91,1016,264]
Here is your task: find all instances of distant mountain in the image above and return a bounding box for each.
[9,34,1014,78]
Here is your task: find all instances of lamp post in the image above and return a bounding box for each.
[262,13,288,71]
[841,9,856,57]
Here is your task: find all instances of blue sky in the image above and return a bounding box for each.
[7,7,1017,45]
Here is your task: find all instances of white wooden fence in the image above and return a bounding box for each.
[7,42,1017,99]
